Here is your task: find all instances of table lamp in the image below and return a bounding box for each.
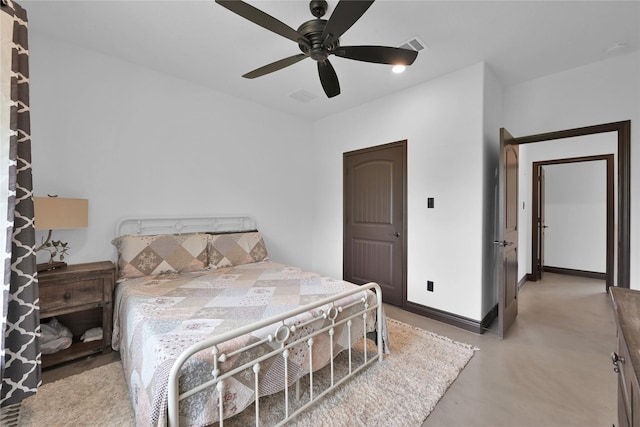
[34,196,88,272]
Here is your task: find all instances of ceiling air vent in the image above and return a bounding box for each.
[288,89,318,103]
[400,36,427,52]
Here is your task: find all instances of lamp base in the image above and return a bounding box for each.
[37,261,67,273]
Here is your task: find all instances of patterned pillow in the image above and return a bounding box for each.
[207,231,268,269]
[112,233,208,281]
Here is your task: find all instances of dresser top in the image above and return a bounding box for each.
[611,287,640,381]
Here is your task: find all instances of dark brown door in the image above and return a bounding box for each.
[540,167,546,278]
[536,166,546,280]
[344,141,406,306]
[497,129,519,338]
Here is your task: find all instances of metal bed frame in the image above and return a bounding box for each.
[115,215,257,237]
[114,216,384,426]
[168,281,383,426]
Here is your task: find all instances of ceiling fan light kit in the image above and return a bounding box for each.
[215,0,419,98]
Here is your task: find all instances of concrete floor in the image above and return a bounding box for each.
[385,273,617,427]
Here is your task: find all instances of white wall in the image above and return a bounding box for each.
[506,51,638,285]
[481,66,503,316]
[543,161,607,272]
[28,35,315,270]
[29,33,499,323]
[311,63,488,321]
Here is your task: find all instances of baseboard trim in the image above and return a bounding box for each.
[543,266,606,280]
[519,275,530,290]
[404,301,485,334]
[481,303,498,333]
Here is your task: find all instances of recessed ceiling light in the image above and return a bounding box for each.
[392,65,406,74]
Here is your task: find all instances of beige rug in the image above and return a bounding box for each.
[20,319,477,426]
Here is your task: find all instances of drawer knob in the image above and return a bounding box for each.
[63,292,71,301]
[612,352,625,373]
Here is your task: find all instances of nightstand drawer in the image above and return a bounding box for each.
[39,278,104,314]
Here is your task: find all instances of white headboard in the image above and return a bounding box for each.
[115,216,257,237]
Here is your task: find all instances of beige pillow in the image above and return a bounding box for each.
[207,232,268,269]
[112,233,208,281]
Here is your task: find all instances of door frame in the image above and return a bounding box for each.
[531,154,615,289]
[516,120,630,288]
[343,140,408,306]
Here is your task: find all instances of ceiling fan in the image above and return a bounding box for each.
[215,0,419,98]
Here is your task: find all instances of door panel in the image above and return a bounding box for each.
[497,128,519,338]
[344,142,406,307]
[351,238,393,285]
[540,167,546,278]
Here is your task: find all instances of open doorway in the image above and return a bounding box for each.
[531,155,614,291]
[494,121,629,338]
[515,121,630,289]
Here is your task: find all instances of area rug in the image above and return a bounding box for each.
[19,319,477,426]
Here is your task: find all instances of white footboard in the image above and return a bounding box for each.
[167,282,384,426]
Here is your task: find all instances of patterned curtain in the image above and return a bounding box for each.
[0,0,40,408]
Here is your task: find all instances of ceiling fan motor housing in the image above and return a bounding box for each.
[297,19,339,62]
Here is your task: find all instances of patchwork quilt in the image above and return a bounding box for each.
[113,261,381,426]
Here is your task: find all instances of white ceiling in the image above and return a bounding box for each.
[19,0,640,120]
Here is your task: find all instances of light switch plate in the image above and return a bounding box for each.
[427,198,434,209]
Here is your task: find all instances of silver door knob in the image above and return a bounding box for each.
[390,232,400,237]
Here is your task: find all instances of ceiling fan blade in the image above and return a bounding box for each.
[317,60,340,98]
[334,46,418,65]
[243,54,307,79]
[321,0,375,46]
[215,0,302,43]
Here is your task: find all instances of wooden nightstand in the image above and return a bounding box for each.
[38,261,115,368]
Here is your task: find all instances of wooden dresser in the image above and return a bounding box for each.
[38,261,115,368]
[611,287,640,427]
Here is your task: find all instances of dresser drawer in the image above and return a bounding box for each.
[618,330,634,411]
[40,278,104,314]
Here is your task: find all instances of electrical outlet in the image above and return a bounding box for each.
[427,281,434,292]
